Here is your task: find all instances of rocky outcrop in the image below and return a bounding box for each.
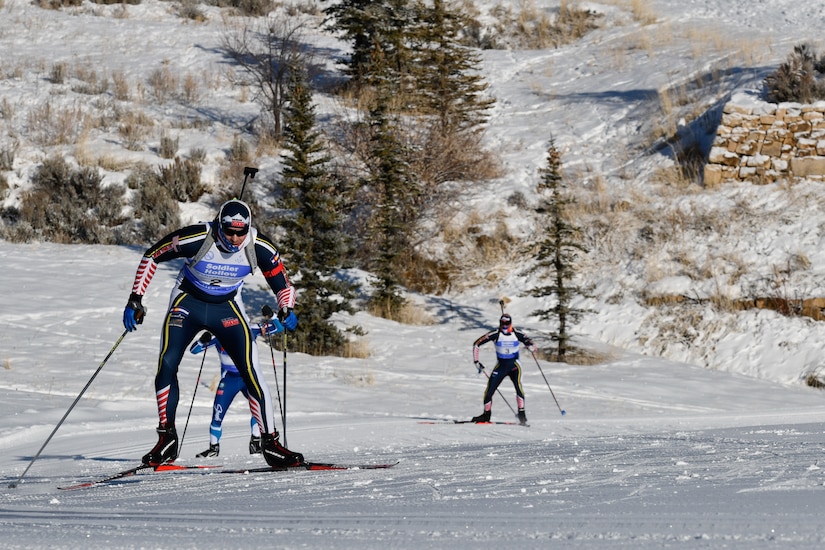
[704,90,825,186]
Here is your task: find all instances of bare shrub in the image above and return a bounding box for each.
[182,72,201,104]
[148,65,178,104]
[126,164,181,243]
[111,70,130,101]
[18,156,124,244]
[227,135,251,163]
[71,64,108,95]
[189,147,207,163]
[0,97,13,120]
[0,141,16,171]
[49,62,67,84]
[26,101,91,146]
[157,157,205,202]
[405,124,501,187]
[176,0,206,21]
[118,110,152,151]
[159,131,179,159]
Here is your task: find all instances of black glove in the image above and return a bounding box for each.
[123,293,146,332]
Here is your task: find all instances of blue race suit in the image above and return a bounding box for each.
[189,321,282,445]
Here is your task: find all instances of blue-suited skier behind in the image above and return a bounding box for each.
[122,199,303,468]
[471,314,535,426]
[188,319,283,458]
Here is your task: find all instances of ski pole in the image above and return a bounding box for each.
[282,327,288,447]
[238,166,258,200]
[261,305,286,444]
[477,361,517,416]
[530,349,566,416]
[180,331,213,453]
[9,330,130,489]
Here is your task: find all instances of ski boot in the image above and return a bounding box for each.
[249,435,262,454]
[517,410,528,426]
[261,432,304,467]
[142,425,178,465]
[471,410,491,423]
[196,443,220,458]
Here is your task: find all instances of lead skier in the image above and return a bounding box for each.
[122,199,304,468]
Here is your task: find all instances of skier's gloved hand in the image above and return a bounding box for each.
[475,361,484,373]
[262,319,284,336]
[190,332,213,354]
[278,306,297,331]
[123,293,146,332]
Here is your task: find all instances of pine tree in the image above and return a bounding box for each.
[323,0,417,96]
[279,64,355,356]
[524,141,590,360]
[365,93,410,319]
[413,0,494,135]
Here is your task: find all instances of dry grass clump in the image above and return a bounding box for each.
[342,339,370,359]
[486,1,604,50]
[537,345,615,365]
[118,110,154,151]
[26,101,94,147]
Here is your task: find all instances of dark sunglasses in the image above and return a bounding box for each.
[223,226,249,237]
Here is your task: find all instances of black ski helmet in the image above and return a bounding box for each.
[218,199,251,234]
[499,314,513,333]
[215,199,251,252]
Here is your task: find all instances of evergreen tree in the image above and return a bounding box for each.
[365,93,410,319]
[323,0,417,96]
[414,0,494,135]
[524,141,590,360]
[279,64,355,356]
[325,0,494,128]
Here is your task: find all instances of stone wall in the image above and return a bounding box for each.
[704,91,825,186]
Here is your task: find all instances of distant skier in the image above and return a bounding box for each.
[471,313,536,425]
[190,319,283,458]
[121,198,304,468]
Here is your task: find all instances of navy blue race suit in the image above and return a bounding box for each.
[472,326,535,413]
[126,221,295,437]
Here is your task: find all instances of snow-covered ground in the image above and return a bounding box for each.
[3,241,825,548]
[4,0,825,548]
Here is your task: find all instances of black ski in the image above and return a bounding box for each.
[220,461,399,473]
[58,464,153,490]
[58,463,218,491]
